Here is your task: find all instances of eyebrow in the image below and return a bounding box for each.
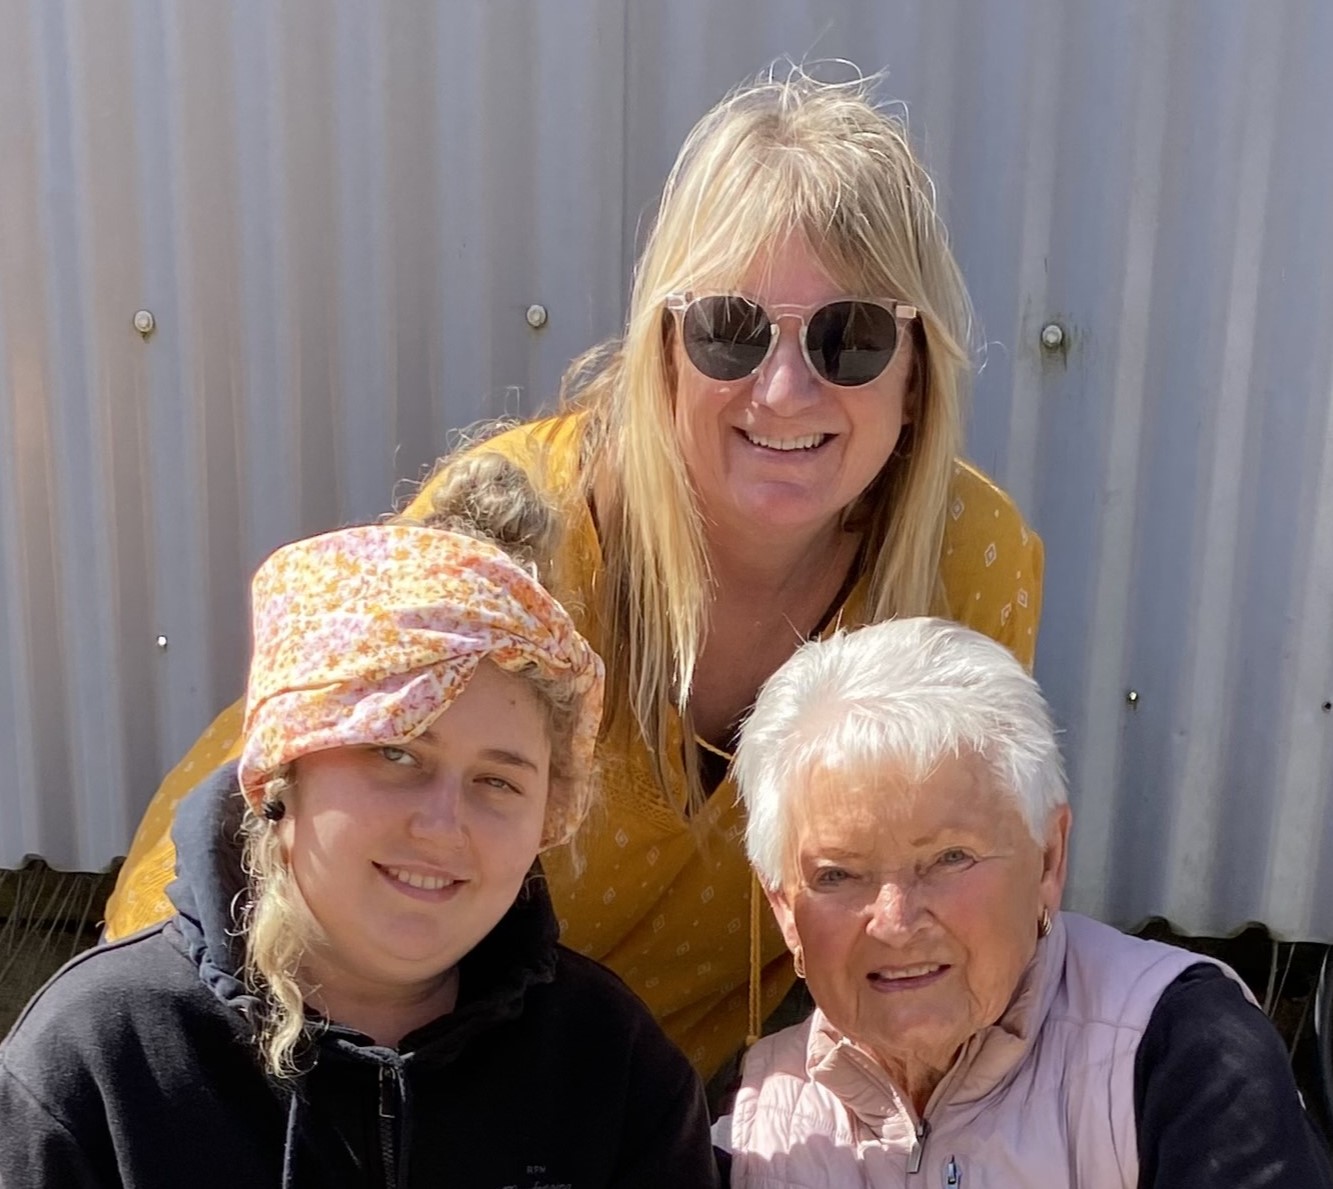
[804,846,869,862]
[907,826,988,848]
[410,730,542,773]
[477,747,542,773]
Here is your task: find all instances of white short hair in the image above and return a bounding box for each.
[733,617,1068,890]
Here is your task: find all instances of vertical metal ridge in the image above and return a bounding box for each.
[1164,1,1283,927]
[0,0,49,861]
[1068,1,1173,917]
[36,0,124,863]
[1000,5,1062,520]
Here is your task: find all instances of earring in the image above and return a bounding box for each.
[261,798,286,823]
[1038,907,1053,938]
[793,947,807,980]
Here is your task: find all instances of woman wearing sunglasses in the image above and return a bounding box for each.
[104,68,1042,1084]
[0,465,722,1187]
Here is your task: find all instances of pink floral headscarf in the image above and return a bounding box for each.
[237,524,604,848]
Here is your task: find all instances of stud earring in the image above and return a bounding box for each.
[261,798,286,823]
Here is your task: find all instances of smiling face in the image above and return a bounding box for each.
[767,752,1069,1085]
[280,661,552,1004]
[671,234,915,539]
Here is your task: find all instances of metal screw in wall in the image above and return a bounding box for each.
[133,310,156,338]
[1040,323,1064,350]
[525,304,548,329]
[156,635,169,650]
[1126,689,1139,709]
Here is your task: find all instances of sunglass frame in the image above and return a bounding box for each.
[664,292,920,388]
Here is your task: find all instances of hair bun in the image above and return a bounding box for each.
[421,450,560,572]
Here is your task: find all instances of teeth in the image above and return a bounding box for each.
[385,866,455,892]
[745,431,828,451]
[878,965,942,980]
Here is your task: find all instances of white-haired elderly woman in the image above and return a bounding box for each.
[718,618,1331,1187]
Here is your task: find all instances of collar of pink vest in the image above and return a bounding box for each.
[803,911,1070,1141]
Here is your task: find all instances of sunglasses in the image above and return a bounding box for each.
[665,293,919,388]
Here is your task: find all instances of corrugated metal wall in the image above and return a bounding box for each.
[2,0,1330,941]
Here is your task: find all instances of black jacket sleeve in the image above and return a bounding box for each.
[0,1049,113,1188]
[607,1022,723,1189]
[1134,962,1333,1188]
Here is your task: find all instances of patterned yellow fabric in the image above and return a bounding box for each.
[104,414,1044,1078]
[238,525,603,847]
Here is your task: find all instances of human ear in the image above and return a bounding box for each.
[763,882,805,958]
[1038,804,1072,912]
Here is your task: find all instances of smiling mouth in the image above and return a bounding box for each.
[741,430,831,452]
[867,964,949,988]
[378,864,460,892]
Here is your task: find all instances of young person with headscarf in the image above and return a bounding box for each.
[0,466,720,1188]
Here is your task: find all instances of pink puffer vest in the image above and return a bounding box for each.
[723,912,1247,1188]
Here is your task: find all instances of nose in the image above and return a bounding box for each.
[864,877,926,943]
[751,319,821,415]
[407,774,467,843]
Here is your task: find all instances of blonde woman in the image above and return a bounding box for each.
[106,68,1044,1079]
[0,493,721,1185]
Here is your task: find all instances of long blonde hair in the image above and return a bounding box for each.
[240,767,309,1077]
[562,66,974,808]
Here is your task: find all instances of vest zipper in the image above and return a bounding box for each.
[943,1155,961,1186]
[907,1120,930,1173]
[378,1065,398,1189]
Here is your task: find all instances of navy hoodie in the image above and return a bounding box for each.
[0,766,722,1188]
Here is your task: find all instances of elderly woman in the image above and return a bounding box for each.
[106,68,1043,1078]
[0,473,720,1186]
[721,617,1332,1186]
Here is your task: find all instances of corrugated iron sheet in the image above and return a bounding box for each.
[1,0,1330,941]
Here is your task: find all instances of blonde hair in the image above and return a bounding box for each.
[240,768,309,1076]
[242,455,591,1077]
[562,66,973,809]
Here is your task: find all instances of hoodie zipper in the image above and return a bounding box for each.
[943,1156,961,1185]
[378,1066,398,1189]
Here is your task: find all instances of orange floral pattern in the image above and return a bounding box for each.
[238,524,604,848]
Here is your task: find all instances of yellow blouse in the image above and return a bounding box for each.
[104,414,1043,1078]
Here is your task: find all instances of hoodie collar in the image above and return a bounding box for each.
[168,762,255,1011]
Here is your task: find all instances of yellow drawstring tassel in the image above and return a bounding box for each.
[746,869,763,1048]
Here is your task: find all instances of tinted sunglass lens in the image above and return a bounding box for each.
[806,301,898,386]
[681,297,771,381]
